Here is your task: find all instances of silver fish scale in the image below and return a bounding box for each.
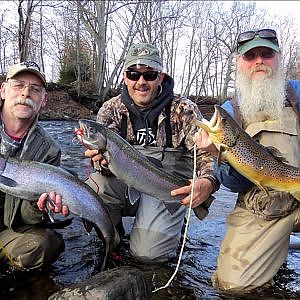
[79,120,190,210]
[0,155,117,270]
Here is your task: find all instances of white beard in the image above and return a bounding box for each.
[236,64,285,124]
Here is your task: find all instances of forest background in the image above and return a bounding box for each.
[0,0,300,116]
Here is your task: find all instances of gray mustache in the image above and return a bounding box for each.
[15,98,37,110]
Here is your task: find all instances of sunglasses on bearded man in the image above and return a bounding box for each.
[242,49,276,61]
[237,29,278,45]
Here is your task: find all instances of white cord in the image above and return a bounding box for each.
[152,144,197,293]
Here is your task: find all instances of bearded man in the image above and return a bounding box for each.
[194,29,300,293]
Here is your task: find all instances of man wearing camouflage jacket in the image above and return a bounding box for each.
[85,43,219,262]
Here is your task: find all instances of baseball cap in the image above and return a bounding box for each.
[237,29,280,55]
[6,61,46,87]
[124,43,163,71]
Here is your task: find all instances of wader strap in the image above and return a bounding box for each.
[165,102,172,147]
[286,82,300,123]
[231,96,243,126]
[120,114,128,139]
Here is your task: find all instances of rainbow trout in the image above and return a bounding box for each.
[75,119,190,214]
[195,105,300,201]
[0,155,118,271]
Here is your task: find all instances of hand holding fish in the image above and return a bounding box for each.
[85,149,107,165]
[194,128,219,156]
[85,149,112,176]
[171,177,214,208]
[37,191,69,217]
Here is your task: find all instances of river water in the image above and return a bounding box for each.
[0,120,299,299]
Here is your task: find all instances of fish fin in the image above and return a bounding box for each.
[163,201,182,214]
[291,191,300,201]
[256,183,270,198]
[217,145,228,166]
[194,119,211,132]
[94,226,118,272]
[0,175,18,187]
[38,218,73,229]
[217,151,222,166]
[145,155,163,168]
[127,187,141,205]
[82,218,94,233]
[265,146,288,163]
[100,246,109,272]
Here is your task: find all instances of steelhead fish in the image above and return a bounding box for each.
[75,119,190,214]
[0,155,118,271]
[195,105,300,201]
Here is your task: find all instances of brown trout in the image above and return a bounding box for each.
[195,105,300,201]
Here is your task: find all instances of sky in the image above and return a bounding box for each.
[1,0,300,82]
[256,1,300,27]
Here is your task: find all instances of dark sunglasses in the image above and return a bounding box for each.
[242,49,276,61]
[237,29,278,45]
[125,70,160,81]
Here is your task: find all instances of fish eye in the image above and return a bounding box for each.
[89,127,97,134]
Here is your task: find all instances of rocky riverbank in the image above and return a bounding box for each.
[40,88,95,120]
[41,88,217,121]
[0,76,217,120]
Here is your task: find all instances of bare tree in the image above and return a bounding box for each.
[18,0,35,61]
[1,0,299,103]
[76,0,110,94]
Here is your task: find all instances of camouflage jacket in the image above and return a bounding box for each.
[97,94,219,192]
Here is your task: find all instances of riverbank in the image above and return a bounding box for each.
[40,89,95,120]
[40,84,217,121]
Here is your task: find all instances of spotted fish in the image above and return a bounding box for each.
[195,105,300,201]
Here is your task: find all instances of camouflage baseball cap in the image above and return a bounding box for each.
[6,61,46,87]
[124,43,163,70]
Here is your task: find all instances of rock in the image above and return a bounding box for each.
[48,266,152,300]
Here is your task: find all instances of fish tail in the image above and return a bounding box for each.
[100,234,119,271]
[100,244,109,272]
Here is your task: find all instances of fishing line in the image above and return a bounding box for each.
[152,143,197,293]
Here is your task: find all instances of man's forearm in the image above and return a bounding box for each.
[214,160,252,192]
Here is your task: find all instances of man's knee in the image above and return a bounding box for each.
[211,269,274,293]
[11,228,64,270]
[129,228,179,262]
[85,172,127,224]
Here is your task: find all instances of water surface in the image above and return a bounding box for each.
[0,120,299,299]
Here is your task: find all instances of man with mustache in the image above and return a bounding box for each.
[0,62,69,271]
[194,29,300,292]
[85,43,219,262]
